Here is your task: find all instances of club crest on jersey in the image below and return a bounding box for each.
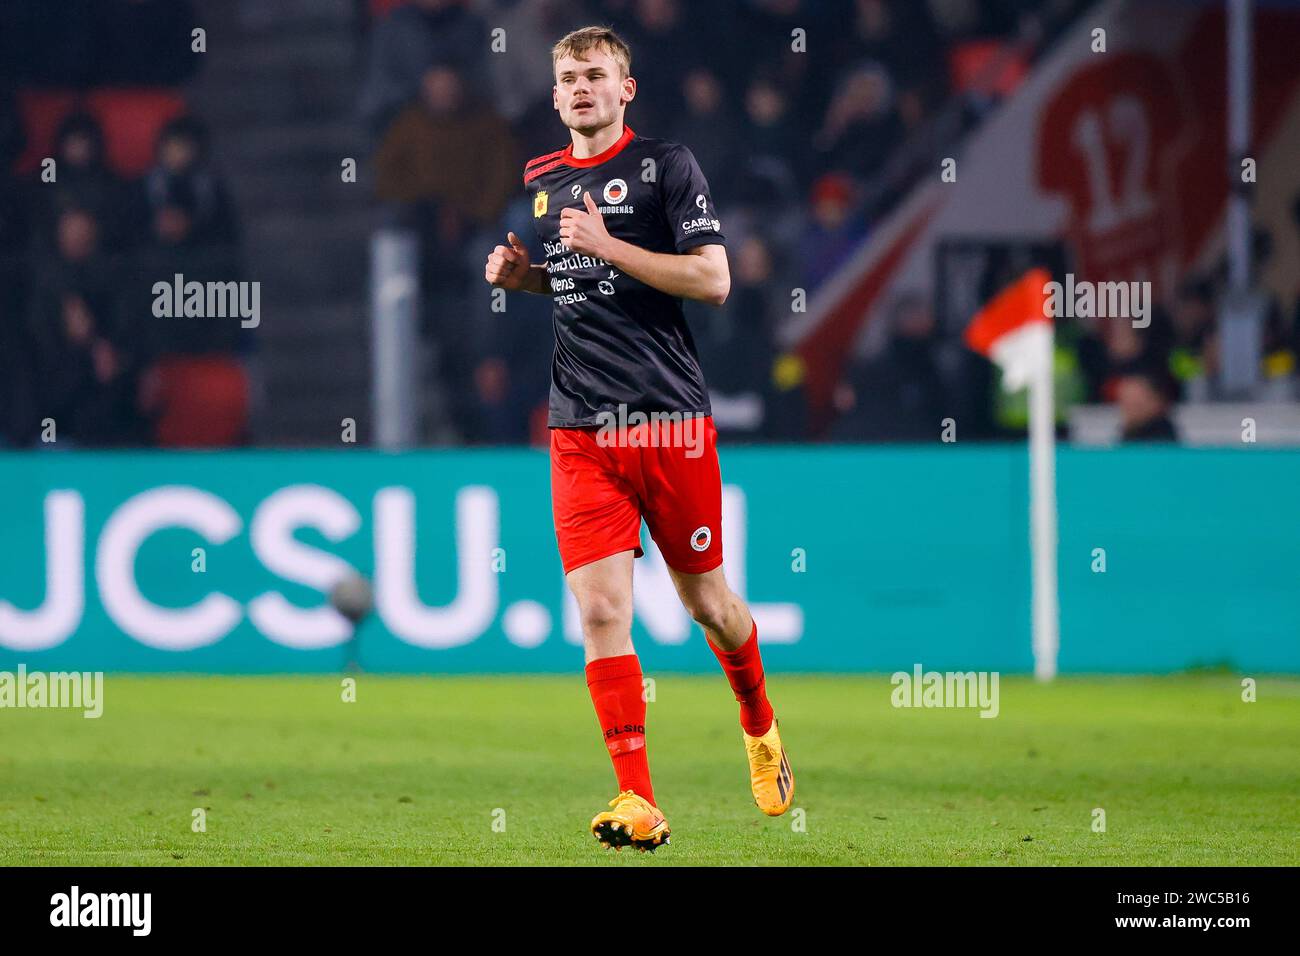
[598,177,633,214]
[690,526,712,552]
[603,178,628,203]
[533,190,548,218]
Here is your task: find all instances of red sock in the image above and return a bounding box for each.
[585,654,654,805]
[708,619,774,737]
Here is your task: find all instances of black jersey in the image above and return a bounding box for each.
[523,125,726,428]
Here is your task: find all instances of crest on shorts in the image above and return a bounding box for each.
[533,190,548,218]
[690,526,712,552]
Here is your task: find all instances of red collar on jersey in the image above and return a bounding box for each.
[562,125,636,167]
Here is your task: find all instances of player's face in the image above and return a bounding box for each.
[553,50,635,134]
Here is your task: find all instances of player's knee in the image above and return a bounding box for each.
[578,591,630,636]
[684,592,732,633]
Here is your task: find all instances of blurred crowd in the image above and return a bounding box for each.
[4,0,1291,449]
[361,0,1077,445]
[832,223,1300,445]
[1,0,251,449]
[1065,219,1300,442]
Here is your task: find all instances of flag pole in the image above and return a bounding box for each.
[1029,326,1059,681]
[963,267,1061,680]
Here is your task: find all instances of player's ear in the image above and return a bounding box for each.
[552,85,560,111]
[621,75,636,106]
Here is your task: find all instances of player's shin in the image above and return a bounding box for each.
[707,618,774,737]
[584,654,655,804]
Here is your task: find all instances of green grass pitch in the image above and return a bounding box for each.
[1,673,1296,865]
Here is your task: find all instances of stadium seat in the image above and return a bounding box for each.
[13,87,188,177]
[151,356,250,447]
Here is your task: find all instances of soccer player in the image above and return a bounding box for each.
[484,26,793,852]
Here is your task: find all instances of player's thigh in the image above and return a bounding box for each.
[641,415,723,574]
[550,427,644,574]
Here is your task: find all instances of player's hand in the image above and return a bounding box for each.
[559,192,612,259]
[485,232,532,290]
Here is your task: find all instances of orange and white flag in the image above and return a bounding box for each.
[964,267,1053,392]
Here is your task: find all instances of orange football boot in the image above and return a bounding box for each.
[590,790,670,853]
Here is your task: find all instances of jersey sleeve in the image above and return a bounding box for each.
[659,144,726,252]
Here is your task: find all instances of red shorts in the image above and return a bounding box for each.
[550,414,723,575]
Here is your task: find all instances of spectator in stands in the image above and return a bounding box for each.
[130,241,250,447]
[1247,228,1293,389]
[141,117,239,250]
[373,65,517,222]
[1117,372,1178,442]
[696,235,777,443]
[733,73,804,212]
[35,206,116,300]
[735,0,839,111]
[828,293,949,441]
[800,172,866,295]
[1082,312,1173,406]
[27,206,146,445]
[374,64,518,436]
[358,0,489,138]
[813,61,903,179]
[133,119,248,447]
[1167,278,1217,400]
[833,0,945,106]
[669,67,731,197]
[621,0,695,133]
[34,113,135,253]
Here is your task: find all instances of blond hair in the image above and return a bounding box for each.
[552,26,632,79]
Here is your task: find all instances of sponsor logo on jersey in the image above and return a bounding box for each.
[543,237,612,275]
[598,279,616,295]
[683,195,719,232]
[570,183,583,198]
[533,190,548,217]
[681,216,722,234]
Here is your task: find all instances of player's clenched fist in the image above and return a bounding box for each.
[559,192,613,259]
[485,232,532,290]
